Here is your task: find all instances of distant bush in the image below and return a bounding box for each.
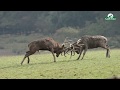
[55,27,79,38]
[109,36,120,48]
[17,40,28,43]
[0,46,4,49]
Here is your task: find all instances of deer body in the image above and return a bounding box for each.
[21,37,64,65]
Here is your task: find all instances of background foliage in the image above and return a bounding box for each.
[0,11,119,55]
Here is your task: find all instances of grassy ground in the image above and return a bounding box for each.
[0,49,120,79]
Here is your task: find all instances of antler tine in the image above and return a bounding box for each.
[64,37,69,43]
[62,37,70,46]
[77,39,81,45]
[73,38,78,42]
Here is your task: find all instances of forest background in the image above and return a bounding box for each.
[0,11,119,55]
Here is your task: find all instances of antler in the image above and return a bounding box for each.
[63,37,69,45]
[77,39,81,44]
[62,37,79,57]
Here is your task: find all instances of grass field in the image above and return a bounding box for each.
[0,49,120,79]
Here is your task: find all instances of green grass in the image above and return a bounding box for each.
[0,49,120,79]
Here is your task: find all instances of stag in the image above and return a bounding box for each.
[65,35,110,60]
[21,37,66,65]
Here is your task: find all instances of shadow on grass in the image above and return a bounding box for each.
[0,58,81,70]
[0,64,23,70]
[27,59,77,65]
[0,57,94,70]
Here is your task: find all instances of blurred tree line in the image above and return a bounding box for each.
[0,11,120,55]
[0,11,119,36]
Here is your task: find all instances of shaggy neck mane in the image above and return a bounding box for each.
[45,37,61,48]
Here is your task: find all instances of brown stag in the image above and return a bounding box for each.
[21,37,66,65]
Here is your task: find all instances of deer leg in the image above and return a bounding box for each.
[81,46,88,60]
[52,52,56,62]
[107,45,110,58]
[37,50,40,54]
[106,48,110,58]
[61,51,65,56]
[71,46,75,56]
[101,44,110,58]
[21,51,29,65]
[61,50,67,57]
[81,50,86,60]
[21,51,30,65]
[70,49,75,59]
[72,50,75,56]
[62,51,66,57]
[50,49,56,62]
[21,51,35,65]
[70,51,73,59]
[76,49,83,60]
[21,56,27,65]
[61,52,63,56]
[107,50,109,57]
[27,57,30,64]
